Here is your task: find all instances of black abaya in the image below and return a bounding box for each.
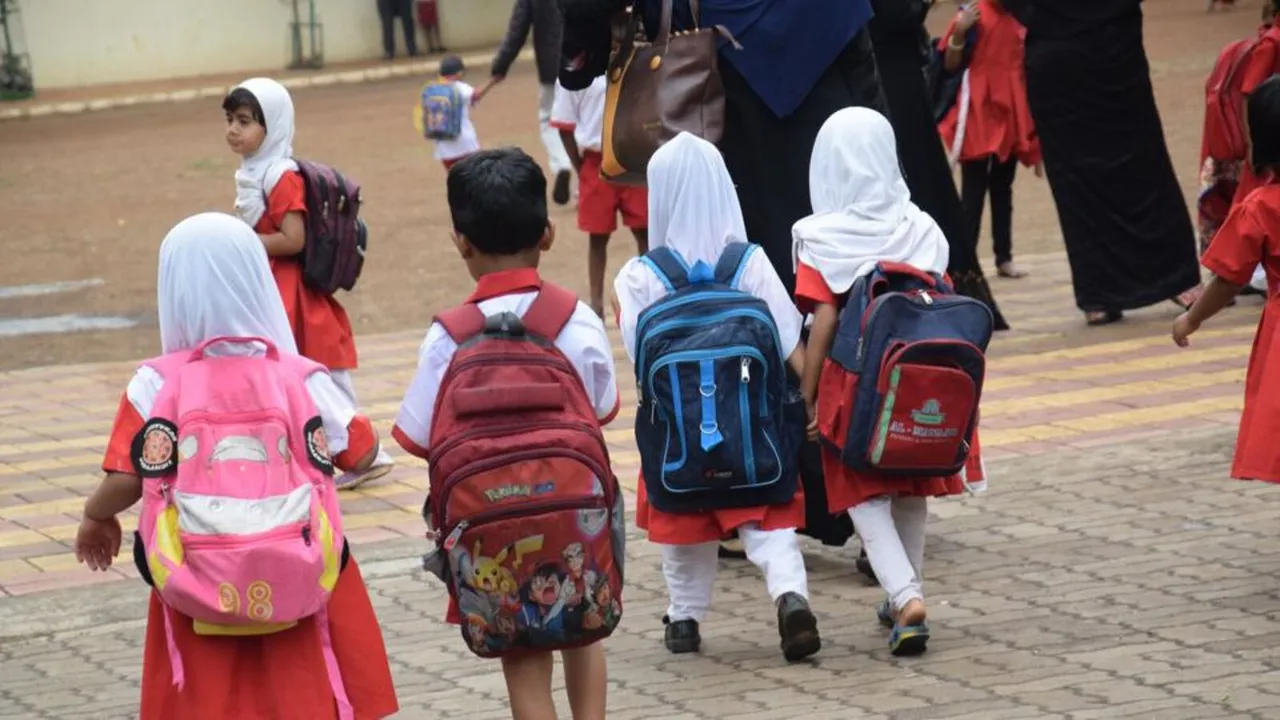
[1018,1,1201,311]
[868,0,1010,330]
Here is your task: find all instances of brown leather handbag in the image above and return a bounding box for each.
[600,0,737,186]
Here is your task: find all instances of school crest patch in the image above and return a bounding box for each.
[132,419,179,477]
[304,416,334,475]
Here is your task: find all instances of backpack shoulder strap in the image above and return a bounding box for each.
[522,283,579,340]
[712,242,754,287]
[639,248,691,291]
[434,303,487,342]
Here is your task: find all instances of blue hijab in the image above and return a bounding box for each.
[641,0,873,118]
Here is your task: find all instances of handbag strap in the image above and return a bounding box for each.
[657,0,704,46]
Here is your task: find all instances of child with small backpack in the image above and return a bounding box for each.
[75,212,398,720]
[794,108,992,658]
[614,133,820,662]
[225,77,395,489]
[417,55,496,170]
[393,148,622,720]
[550,73,649,318]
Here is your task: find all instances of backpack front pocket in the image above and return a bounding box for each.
[863,340,983,474]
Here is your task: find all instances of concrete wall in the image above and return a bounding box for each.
[19,0,515,89]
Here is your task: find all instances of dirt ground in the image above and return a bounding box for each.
[0,0,1265,371]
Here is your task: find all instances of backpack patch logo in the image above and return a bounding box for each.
[303,416,334,476]
[132,419,179,477]
[910,399,945,427]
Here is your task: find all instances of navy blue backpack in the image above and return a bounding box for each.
[634,243,804,514]
[823,262,993,477]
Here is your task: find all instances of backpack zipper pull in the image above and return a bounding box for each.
[920,290,934,305]
[740,356,751,383]
[442,521,467,550]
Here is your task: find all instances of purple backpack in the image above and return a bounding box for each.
[295,159,368,296]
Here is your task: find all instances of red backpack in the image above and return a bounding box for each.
[423,284,625,658]
[295,159,368,296]
[1203,33,1277,164]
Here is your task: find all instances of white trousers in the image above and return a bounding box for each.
[1251,265,1268,293]
[329,370,395,469]
[849,495,928,611]
[661,524,808,623]
[538,84,573,175]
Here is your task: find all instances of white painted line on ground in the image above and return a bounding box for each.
[0,278,106,300]
[0,314,140,337]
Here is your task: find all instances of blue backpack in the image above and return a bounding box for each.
[824,262,993,477]
[421,81,464,140]
[633,243,804,514]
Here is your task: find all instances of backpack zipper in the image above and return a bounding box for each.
[434,448,616,531]
[428,420,609,474]
[440,496,608,551]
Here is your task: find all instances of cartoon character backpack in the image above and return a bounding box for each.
[820,262,993,477]
[418,80,465,141]
[293,159,369,296]
[131,336,354,717]
[421,284,626,658]
[632,243,805,514]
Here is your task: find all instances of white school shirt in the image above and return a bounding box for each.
[394,293,621,451]
[613,246,805,362]
[433,81,481,162]
[123,341,361,457]
[549,76,607,153]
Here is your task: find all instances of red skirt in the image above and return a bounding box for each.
[272,259,359,371]
[140,558,398,720]
[634,472,807,545]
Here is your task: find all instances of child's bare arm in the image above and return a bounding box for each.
[560,130,583,173]
[85,473,143,520]
[801,303,839,407]
[786,344,806,379]
[472,78,500,104]
[259,211,306,257]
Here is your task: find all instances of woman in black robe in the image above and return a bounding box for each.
[869,0,1010,330]
[1006,0,1202,325]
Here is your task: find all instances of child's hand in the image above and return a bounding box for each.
[805,401,819,442]
[1172,312,1200,347]
[75,515,122,571]
[1034,162,1044,179]
[956,4,981,32]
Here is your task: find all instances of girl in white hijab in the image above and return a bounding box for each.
[224,78,395,487]
[75,212,399,719]
[793,108,986,658]
[613,133,820,662]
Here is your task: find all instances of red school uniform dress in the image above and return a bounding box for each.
[258,171,360,371]
[102,383,398,719]
[1230,24,1280,206]
[937,0,1040,167]
[794,263,983,513]
[1201,181,1280,483]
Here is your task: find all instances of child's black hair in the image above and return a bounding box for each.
[1249,75,1280,175]
[447,148,549,255]
[221,88,266,128]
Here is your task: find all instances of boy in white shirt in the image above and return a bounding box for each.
[393,148,619,719]
[550,74,649,318]
[421,55,494,170]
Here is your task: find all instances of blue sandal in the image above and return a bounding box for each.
[876,599,894,629]
[889,622,930,657]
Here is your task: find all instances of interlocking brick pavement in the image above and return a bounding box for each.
[3,424,1279,718]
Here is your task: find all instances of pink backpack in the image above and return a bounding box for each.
[131,337,353,718]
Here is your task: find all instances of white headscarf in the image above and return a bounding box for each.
[232,77,300,227]
[791,107,950,295]
[158,212,297,354]
[647,132,749,269]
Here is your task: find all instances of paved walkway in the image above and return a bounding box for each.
[2,251,1277,718]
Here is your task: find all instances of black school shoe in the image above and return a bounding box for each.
[856,548,878,583]
[552,169,573,206]
[776,592,822,662]
[663,615,701,654]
